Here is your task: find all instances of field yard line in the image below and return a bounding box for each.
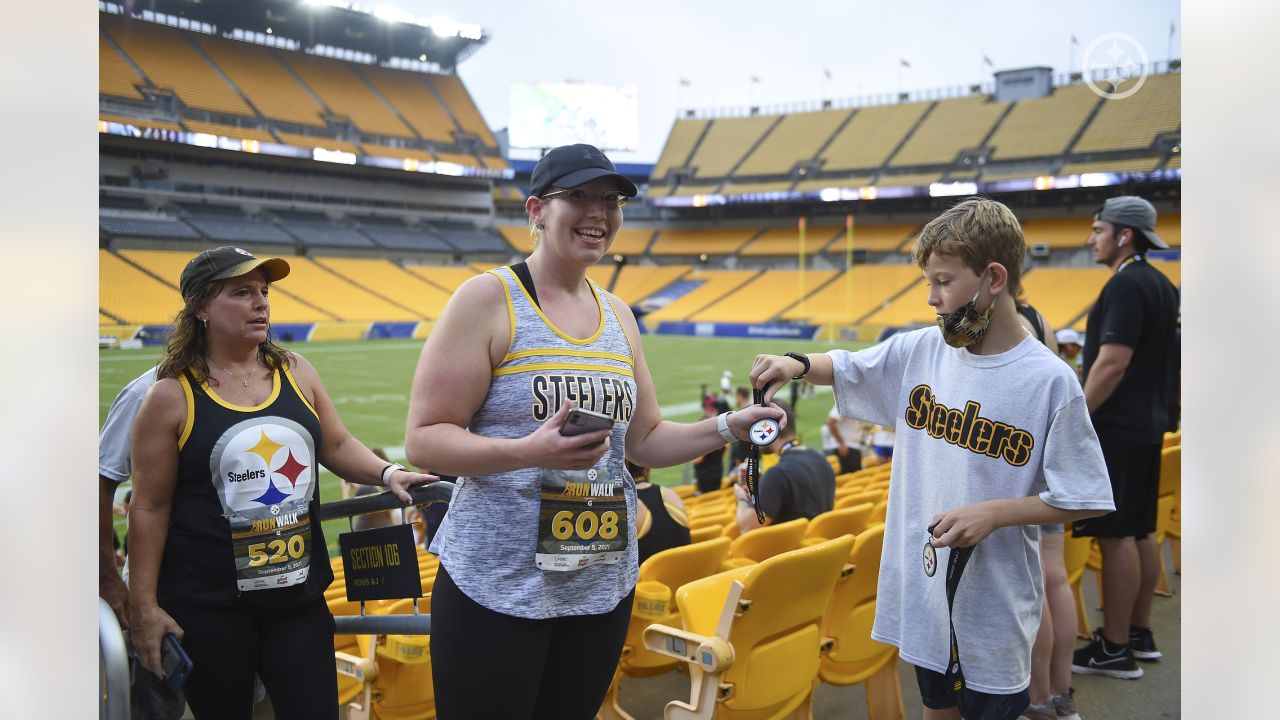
[377,385,833,460]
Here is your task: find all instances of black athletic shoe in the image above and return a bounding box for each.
[1128,625,1163,661]
[1071,630,1143,679]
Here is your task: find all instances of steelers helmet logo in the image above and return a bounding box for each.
[748,418,780,446]
[210,417,316,516]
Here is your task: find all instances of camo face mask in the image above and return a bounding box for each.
[936,270,994,348]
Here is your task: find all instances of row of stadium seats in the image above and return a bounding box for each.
[102,201,1180,258]
[99,249,479,324]
[649,72,1180,197]
[102,247,1178,330]
[99,200,510,253]
[325,463,897,719]
[99,13,501,164]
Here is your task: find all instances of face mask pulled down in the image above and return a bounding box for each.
[936,274,995,348]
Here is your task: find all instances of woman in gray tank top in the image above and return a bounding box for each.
[405,144,785,719]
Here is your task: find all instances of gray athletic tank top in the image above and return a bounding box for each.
[429,266,639,618]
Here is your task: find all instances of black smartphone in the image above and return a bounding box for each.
[561,407,615,437]
[161,633,193,692]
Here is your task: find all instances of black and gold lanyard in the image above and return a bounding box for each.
[926,526,977,702]
[1116,254,1144,273]
[741,387,780,524]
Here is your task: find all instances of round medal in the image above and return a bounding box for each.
[923,539,937,577]
[748,418,780,446]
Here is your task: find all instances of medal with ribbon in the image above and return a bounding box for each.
[741,387,778,524]
[930,525,977,711]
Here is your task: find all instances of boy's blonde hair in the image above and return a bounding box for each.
[912,197,1026,297]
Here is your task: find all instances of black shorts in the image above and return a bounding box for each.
[914,665,1029,720]
[828,448,863,475]
[1071,434,1161,539]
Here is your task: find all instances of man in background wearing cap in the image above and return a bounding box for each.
[1071,196,1180,680]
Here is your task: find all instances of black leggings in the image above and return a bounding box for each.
[430,564,634,720]
[162,595,337,720]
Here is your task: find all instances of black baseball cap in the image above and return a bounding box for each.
[1095,196,1168,249]
[179,246,290,300]
[529,144,638,198]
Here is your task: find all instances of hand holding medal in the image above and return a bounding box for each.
[740,386,780,524]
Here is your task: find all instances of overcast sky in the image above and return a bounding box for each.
[392,0,1180,164]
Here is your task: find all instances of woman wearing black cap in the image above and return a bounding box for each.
[128,246,436,720]
[405,145,784,718]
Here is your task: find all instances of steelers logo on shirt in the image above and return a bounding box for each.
[209,416,316,518]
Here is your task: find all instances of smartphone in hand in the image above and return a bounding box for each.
[561,407,615,437]
[161,633,193,692]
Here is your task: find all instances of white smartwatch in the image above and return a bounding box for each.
[716,412,737,443]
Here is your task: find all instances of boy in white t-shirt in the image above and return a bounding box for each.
[751,198,1115,720]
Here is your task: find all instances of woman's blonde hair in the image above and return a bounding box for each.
[155,277,289,383]
[911,197,1027,297]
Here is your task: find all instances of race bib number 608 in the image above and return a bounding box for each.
[536,467,628,572]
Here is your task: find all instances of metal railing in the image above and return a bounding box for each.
[99,597,130,720]
[319,480,455,635]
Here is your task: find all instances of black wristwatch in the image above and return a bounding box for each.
[784,352,810,380]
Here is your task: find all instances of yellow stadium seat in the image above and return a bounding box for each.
[1064,527,1093,640]
[1165,443,1182,574]
[818,524,904,720]
[806,503,875,543]
[671,485,698,500]
[689,525,725,544]
[641,535,856,719]
[836,488,885,511]
[598,538,733,720]
[727,517,809,564]
[870,499,888,526]
[338,597,436,720]
[328,597,388,707]
[1153,445,1181,595]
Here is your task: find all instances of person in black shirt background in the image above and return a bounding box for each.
[628,461,691,564]
[1072,196,1180,680]
[735,400,836,533]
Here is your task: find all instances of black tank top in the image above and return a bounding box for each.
[1015,303,1046,345]
[159,364,332,608]
[636,484,691,565]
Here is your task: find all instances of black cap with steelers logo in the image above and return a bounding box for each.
[180,246,291,301]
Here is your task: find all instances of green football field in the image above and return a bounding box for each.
[100,334,871,552]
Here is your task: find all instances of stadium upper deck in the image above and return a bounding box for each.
[98,8,504,175]
[648,67,1180,202]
